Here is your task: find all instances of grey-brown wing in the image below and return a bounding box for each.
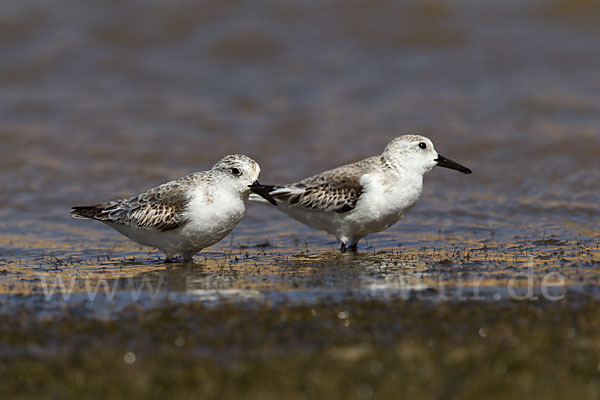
[270,166,366,214]
[72,174,199,231]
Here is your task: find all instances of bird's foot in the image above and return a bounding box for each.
[164,251,196,264]
[340,242,359,253]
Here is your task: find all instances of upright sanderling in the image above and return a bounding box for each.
[72,155,277,262]
[250,135,471,252]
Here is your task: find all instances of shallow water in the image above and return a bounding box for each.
[0,0,599,312]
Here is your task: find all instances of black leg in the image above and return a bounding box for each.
[340,243,347,253]
[164,255,179,263]
[347,236,362,252]
[181,251,195,263]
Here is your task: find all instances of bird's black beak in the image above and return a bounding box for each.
[249,181,278,206]
[435,155,472,174]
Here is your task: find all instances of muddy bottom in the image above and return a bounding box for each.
[0,230,598,399]
[3,297,600,399]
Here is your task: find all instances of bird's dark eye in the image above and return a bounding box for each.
[230,167,241,176]
[418,142,427,150]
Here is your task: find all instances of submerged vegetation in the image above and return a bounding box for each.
[3,297,600,399]
[0,235,598,399]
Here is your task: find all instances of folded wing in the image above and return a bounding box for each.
[71,175,198,231]
[268,165,366,214]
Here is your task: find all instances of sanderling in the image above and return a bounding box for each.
[72,155,277,262]
[251,135,471,252]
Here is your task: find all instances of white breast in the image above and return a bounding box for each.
[341,171,423,237]
[182,185,247,248]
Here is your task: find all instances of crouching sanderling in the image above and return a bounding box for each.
[72,155,277,262]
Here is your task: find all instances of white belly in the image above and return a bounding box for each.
[279,172,423,243]
[109,190,247,256]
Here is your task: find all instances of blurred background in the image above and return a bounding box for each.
[0,0,598,279]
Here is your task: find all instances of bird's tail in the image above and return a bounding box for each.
[71,205,103,220]
[249,185,306,206]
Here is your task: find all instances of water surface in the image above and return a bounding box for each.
[0,0,598,311]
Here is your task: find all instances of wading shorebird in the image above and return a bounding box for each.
[72,155,277,262]
[250,135,471,252]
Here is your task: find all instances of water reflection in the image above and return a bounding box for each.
[1,232,595,314]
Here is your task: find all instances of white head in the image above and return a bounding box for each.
[382,135,472,176]
[212,155,277,205]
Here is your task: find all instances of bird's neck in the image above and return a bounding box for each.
[380,155,423,182]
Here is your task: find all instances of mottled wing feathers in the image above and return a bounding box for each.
[270,159,375,213]
[273,180,362,213]
[71,174,200,231]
